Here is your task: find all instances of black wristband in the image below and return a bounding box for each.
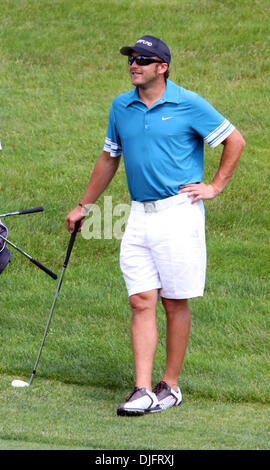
[78,202,83,207]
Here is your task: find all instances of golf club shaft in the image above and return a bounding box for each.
[28,220,80,386]
[0,206,44,217]
[28,265,66,386]
[0,234,58,280]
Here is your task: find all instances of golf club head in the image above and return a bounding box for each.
[11,379,30,388]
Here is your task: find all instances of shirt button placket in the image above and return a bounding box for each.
[144,111,150,131]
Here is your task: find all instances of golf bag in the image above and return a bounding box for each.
[0,220,12,273]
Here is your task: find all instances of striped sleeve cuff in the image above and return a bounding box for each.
[104,137,122,157]
[204,120,235,148]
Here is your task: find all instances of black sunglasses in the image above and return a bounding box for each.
[128,55,163,66]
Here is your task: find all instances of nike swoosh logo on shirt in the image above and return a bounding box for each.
[162,116,173,120]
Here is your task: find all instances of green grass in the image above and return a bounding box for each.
[0,378,269,450]
[0,0,270,451]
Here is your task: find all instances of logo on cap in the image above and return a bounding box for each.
[136,39,152,47]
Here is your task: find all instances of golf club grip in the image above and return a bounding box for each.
[20,206,44,215]
[63,220,80,267]
[30,258,58,280]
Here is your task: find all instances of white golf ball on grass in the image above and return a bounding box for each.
[11,380,29,388]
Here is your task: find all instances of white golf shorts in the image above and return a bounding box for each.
[120,193,206,299]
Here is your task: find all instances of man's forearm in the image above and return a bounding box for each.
[178,128,246,203]
[65,151,121,232]
[80,151,121,206]
[210,129,246,195]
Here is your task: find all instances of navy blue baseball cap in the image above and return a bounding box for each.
[120,35,171,64]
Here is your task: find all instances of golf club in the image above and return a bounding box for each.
[0,206,44,217]
[0,233,58,280]
[11,220,80,388]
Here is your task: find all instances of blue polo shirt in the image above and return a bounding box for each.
[104,79,235,201]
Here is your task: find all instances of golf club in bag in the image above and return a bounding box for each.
[11,220,80,388]
[0,206,44,218]
[0,205,56,278]
[0,224,58,280]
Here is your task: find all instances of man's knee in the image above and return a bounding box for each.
[129,290,158,313]
[162,297,189,316]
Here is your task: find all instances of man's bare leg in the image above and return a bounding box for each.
[129,289,159,391]
[161,298,191,391]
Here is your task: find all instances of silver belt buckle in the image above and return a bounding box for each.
[143,202,157,213]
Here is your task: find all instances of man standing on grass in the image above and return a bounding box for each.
[65,35,245,416]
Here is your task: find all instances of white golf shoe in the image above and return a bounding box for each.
[117,386,162,416]
[153,381,182,410]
